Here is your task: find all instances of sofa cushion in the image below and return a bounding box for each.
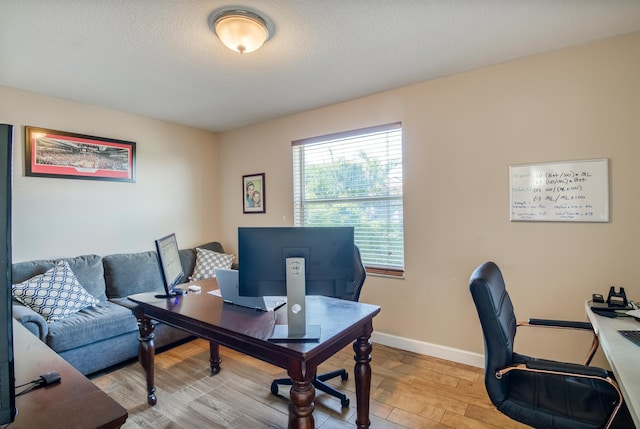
[12,254,107,302]
[45,300,138,352]
[180,242,227,276]
[104,242,228,298]
[12,261,100,322]
[103,251,165,298]
[190,247,234,281]
[59,330,140,376]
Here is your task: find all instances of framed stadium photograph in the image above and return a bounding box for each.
[24,126,136,182]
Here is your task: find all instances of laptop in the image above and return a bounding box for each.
[213,268,286,312]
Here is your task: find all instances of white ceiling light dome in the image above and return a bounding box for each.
[209,8,273,54]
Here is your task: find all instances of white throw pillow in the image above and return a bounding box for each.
[12,260,100,322]
[190,247,234,281]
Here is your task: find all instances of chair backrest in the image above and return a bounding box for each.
[351,245,366,302]
[468,261,517,406]
[336,245,366,302]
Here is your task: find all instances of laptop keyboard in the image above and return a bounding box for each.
[618,330,640,347]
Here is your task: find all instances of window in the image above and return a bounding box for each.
[292,123,404,276]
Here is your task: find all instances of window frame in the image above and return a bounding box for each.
[292,122,405,277]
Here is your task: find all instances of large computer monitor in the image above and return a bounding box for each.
[238,226,355,297]
[0,124,15,424]
[154,233,186,298]
[238,226,354,341]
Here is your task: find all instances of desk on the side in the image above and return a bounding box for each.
[12,322,128,429]
[585,302,640,427]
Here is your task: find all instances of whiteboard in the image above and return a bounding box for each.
[509,158,609,222]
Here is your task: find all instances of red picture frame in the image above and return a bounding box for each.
[25,126,136,182]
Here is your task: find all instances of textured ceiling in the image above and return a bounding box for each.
[1,1,640,132]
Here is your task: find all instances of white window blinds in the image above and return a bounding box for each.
[292,123,404,273]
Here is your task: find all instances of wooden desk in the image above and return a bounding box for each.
[129,278,381,429]
[585,302,640,427]
[12,322,128,429]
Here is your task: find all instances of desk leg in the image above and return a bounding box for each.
[133,307,157,406]
[354,322,373,429]
[209,341,221,375]
[287,363,315,429]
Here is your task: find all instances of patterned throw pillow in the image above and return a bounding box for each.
[12,260,100,322]
[190,247,234,281]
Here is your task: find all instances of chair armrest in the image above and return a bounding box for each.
[12,303,48,341]
[525,359,609,378]
[517,318,599,366]
[520,319,593,330]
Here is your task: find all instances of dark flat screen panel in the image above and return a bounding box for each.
[238,227,354,298]
[0,124,15,424]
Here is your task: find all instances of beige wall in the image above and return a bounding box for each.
[3,32,638,366]
[0,86,220,261]
[218,32,640,365]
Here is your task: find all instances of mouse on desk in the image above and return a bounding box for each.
[592,308,618,318]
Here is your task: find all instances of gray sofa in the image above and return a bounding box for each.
[12,241,227,375]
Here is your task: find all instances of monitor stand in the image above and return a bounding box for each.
[269,257,321,342]
[154,287,187,299]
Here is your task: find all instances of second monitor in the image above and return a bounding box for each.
[238,227,355,340]
[154,233,187,298]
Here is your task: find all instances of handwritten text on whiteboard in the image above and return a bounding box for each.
[509,159,609,222]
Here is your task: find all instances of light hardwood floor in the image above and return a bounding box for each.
[91,338,531,428]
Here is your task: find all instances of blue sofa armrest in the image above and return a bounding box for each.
[13,303,48,340]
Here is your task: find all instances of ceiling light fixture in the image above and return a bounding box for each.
[210,8,272,54]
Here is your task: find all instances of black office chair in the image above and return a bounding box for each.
[469,261,634,429]
[270,245,367,408]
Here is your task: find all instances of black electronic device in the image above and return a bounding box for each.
[591,308,620,318]
[38,371,61,386]
[618,330,640,348]
[606,286,628,307]
[154,233,187,298]
[590,301,633,312]
[0,124,16,424]
[238,227,355,298]
[590,287,633,313]
[238,227,355,341]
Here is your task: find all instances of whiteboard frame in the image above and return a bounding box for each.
[509,158,609,222]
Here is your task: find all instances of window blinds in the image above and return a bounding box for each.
[292,123,404,272]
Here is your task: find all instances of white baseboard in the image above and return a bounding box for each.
[371,331,485,369]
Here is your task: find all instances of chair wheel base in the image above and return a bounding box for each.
[271,371,351,408]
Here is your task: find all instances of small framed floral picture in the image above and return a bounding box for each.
[243,173,265,213]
